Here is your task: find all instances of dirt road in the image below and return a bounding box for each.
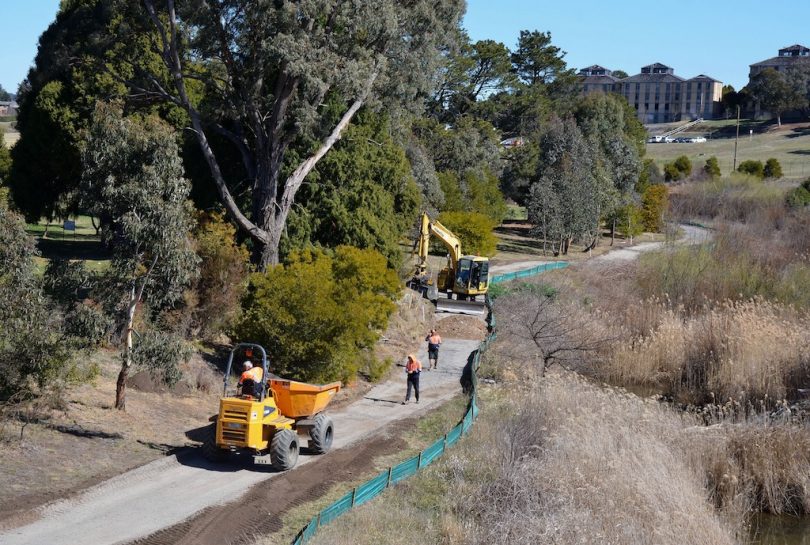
[0,340,479,545]
[490,224,710,273]
[591,224,709,264]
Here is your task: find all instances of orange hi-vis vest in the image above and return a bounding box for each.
[239,366,264,384]
[406,359,422,374]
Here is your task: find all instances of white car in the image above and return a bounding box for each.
[690,136,707,143]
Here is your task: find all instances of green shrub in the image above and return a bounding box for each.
[737,160,764,179]
[233,246,400,383]
[703,156,721,179]
[673,155,692,177]
[438,211,498,256]
[764,158,783,179]
[615,204,645,239]
[190,212,250,337]
[785,186,810,208]
[664,162,682,182]
[636,159,663,193]
[0,207,94,399]
[641,184,668,232]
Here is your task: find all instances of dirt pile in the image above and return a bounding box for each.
[435,315,486,340]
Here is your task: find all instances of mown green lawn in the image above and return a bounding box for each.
[26,215,110,274]
[645,120,810,180]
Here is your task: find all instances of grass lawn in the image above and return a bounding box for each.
[505,203,527,221]
[1,121,19,147]
[645,120,810,180]
[25,215,110,274]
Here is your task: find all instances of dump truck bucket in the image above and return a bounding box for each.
[435,298,487,316]
[268,379,341,418]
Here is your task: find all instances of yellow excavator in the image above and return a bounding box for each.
[411,212,489,316]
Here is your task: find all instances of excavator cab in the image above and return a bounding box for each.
[454,256,489,298]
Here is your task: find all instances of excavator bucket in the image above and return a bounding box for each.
[435,297,487,316]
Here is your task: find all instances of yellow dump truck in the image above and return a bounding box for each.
[203,343,341,471]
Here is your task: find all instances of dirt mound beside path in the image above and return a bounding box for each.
[435,314,487,340]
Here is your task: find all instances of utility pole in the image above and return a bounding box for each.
[732,105,740,172]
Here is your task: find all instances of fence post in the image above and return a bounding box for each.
[386,466,393,486]
[351,487,357,506]
[417,451,423,468]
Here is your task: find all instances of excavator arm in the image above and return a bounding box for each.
[415,212,462,277]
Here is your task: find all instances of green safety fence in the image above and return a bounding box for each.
[290,261,569,545]
[489,261,568,285]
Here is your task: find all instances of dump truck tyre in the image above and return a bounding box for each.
[202,423,228,463]
[270,429,299,471]
[309,414,334,454]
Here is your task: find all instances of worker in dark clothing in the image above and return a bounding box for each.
[425,329,442,370]
[402,354,422,404]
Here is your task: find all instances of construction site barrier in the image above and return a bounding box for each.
[290,261,569,545]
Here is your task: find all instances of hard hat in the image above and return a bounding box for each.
[243,360,253,369]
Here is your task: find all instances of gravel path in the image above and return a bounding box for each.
[0,340,480,545]
[591,224,709,264]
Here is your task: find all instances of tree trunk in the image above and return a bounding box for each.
[777,113,782,127]
[116,280,142,411]
[115,364,129,411]
[610,218,616,246]
[90,216,101,236]
[257,224,284,270]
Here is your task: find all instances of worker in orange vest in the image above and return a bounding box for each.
[239,361,264,397]
[425,329,442,370]
[402,354,422,404]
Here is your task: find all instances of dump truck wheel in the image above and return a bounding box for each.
[270,429,299,471]
[202,423,228,463]
[309,414,334,454]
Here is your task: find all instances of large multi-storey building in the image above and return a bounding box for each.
[750,44,810,79]
[578,63,723,123]
[579,65,621,94]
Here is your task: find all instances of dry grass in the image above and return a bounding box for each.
[310,372,740,545]
[605,299,810,404]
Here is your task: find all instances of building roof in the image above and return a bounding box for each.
[579,64,614,76]
[581,75,619,85]
[778,44,810,56]
[751,56,810,68]
[752,44,810,69]
[688,74,721,82]
[623,72,684,83]
[641,63,674,74]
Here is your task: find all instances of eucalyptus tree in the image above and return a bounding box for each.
[81,104,198,410]
[135,0,463,268]
[528,118,606,254]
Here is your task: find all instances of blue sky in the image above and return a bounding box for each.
[2,1,808,94]
[463,0,810,90]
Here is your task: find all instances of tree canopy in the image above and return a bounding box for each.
[130,0,463,269]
